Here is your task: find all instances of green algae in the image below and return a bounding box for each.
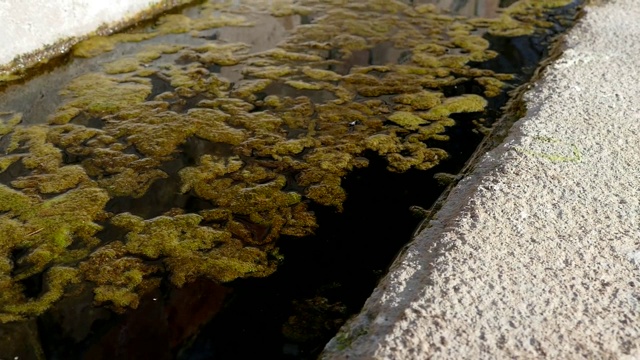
[136,43,185,63]
[0,112,22,136]
[302,67,342,82]
[0,0,574,321]
[72,10,251,59]
[73,33,156,58]
[285,80,325,90]
[468,0,575,37]
[0,184,108,321]
[72,36,119,58]
[387,112,428,130]
[393,91,443,110]
[422,94,488,120]
[52,73,151,120]
[103,57,140,74]
[1,267,81,322]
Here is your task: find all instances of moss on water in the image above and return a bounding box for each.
[387,112,428,130]
[285,80,325,90]
[54,73,151,119]
[72,36,118,58]
[0,112,22,136]
[422,94,488,120]
[0,0,573,320]
[103,58,141,74]
[0,183,108,320]
[393,91,443,110]
[244,66,296,80]
[469,0,575,37]
[11,165,91,194]
[476,76,509,97]
[302,67,342,82]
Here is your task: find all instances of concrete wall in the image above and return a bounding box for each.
[0,0,184,68]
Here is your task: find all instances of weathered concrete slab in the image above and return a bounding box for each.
[0,0,187,68]
[323,0,640,357]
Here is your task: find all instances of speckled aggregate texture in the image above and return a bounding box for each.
[0,0,176,66]
[322,0,640,358]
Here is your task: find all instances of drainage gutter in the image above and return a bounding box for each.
[323,0,640,357]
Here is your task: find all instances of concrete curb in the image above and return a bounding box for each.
[0,0,189,72]
[323,0,640,357]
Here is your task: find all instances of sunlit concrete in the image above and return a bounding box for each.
[0,0,179,66]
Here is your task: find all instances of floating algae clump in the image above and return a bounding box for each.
[422,94,488,120]
[103,57,141,74]
[0,183,108,321]
[393,91,443,111]
[109,212,277,286]
[469,0,575,36]
[0,112,22,136]
[0,0,574,320]
[51,73,151,121]
[387,111,428,130]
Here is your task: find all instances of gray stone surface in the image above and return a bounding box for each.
[0,0,172,66]
[323,0,640,358]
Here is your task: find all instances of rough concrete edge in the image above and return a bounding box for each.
[320,2,594,357]
[0,0,197,80]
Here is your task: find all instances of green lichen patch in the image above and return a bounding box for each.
[7,126,63,173]
[285,80,325,90]
[244,66,296,80]
[190,13,251,31]
[386,142,449,172]
[71,9,250,59]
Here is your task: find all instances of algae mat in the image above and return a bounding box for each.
[0,0,579,357]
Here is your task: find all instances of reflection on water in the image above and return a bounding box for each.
[408,0,502,17]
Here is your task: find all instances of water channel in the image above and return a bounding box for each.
[0,0,582,358]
